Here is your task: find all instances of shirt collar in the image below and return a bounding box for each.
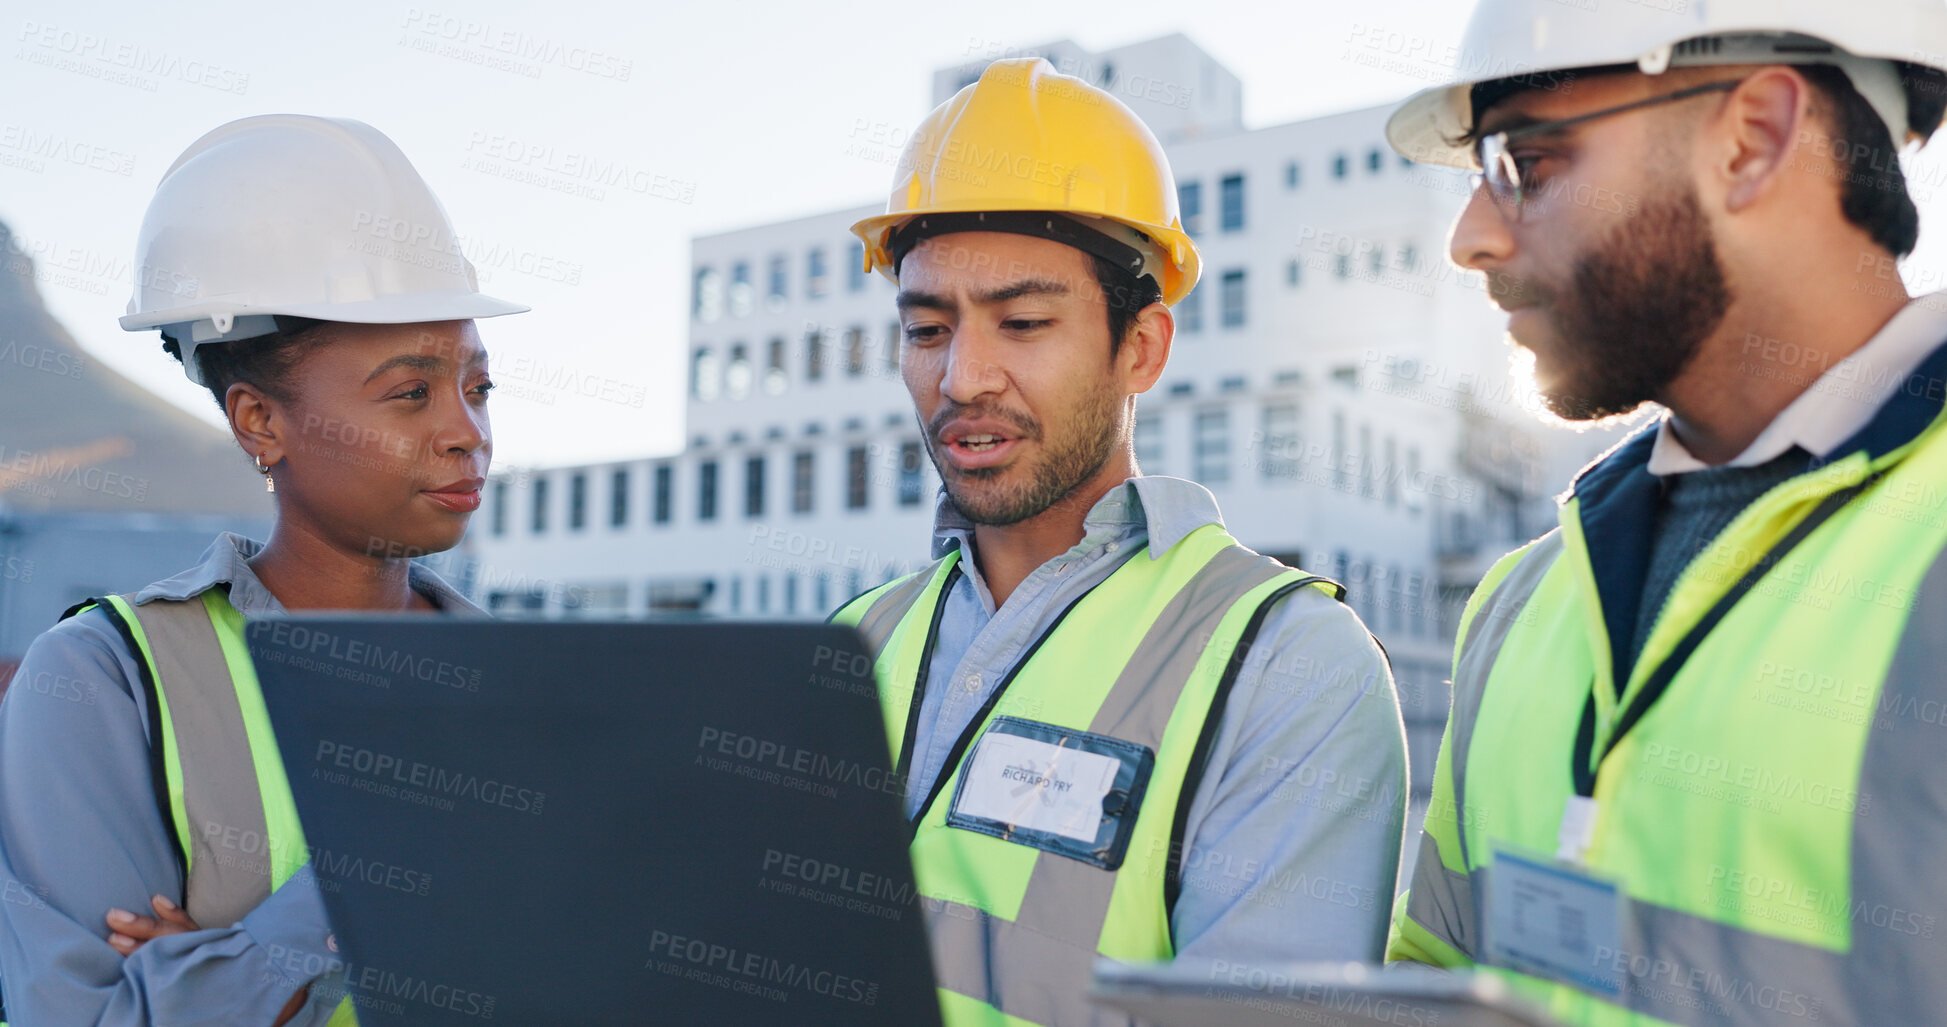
[129,532,487,616]
[1647,294,1947,476]
[928,475,1225,561]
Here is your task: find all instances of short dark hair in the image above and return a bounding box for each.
[1091,254,1163,360]
[1797,62,1944,258]
[162,316,334,408]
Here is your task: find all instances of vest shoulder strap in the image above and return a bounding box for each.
[66,596,189,887]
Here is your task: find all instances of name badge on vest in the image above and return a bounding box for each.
[946,717,1154,870]
[1483,842,1625,998]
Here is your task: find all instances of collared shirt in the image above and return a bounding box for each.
[910,476,1407,961]
[0,533,481,1027]
[1647,294,1947,476]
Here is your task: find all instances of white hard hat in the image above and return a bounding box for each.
[1387,0,1947,169]
[121,114,527,385]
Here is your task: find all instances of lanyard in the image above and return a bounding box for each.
[1569,473,1876,799]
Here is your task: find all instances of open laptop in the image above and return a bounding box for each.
[1092,959,1562,1027]
[249,617,942,1027]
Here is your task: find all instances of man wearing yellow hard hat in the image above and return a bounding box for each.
[1385,0,1947,1023]
[835,58,1408,1025]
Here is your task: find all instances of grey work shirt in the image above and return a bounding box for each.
[909,476,1407,961]
[0,532,482,1026]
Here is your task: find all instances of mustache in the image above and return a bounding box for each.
[1486,269,1548,311]
[926,403,1042,443]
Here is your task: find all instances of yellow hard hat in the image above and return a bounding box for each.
[851,58,1200,305]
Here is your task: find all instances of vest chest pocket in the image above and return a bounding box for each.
[945,716,1155,870]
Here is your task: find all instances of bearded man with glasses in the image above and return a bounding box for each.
[1381,2,1947,1025]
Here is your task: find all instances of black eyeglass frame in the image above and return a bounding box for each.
[1470,79,1743,212]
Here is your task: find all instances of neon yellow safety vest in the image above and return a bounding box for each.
[80,589,360,1027]
[835,523,1343,1027]
[1388,347,1947,1026]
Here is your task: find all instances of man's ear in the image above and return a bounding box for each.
[1119,301,1174,395]
[225,382,284,465]
[1717,67,1813,213]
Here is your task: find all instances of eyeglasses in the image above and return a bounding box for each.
[1472,79,1742,214]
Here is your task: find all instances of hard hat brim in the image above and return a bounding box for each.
[120,289,530,334]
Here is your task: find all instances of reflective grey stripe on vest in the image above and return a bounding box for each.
[1402,831,1479,961]
[120,596,273,931]
[855,565,946,658]
[1448,531,1563,873]
[1433,534,1947,1026]
[924,546,1292,1026]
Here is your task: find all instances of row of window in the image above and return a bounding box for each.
[692,242,877,323]
[692,240,1427,396]
[1135,402,1424,506]
[687,144,1414,321]
[692,321,901,400]
[491,443,933,537]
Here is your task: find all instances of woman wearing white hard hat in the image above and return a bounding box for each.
[0,115,525,1025]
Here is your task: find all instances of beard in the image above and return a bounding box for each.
[926,383,1121,527]
[1513,179,1732,421]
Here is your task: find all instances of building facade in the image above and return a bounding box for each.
[466,36,1623,800]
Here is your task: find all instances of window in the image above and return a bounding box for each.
[767,254,787,302]
[691,347,718,400]
[792,451,814,514]
[531,476,549,534]
[1397,242,1418,271]
[1384,436,1399,507]
[698,461,719,521]
[1286,259,1301,289]
[757,575,770,613]
[848,242,868,292]
[1261,403,1299,482]
[693,266,722,322]
[1179,180,1203,235]
[652,464,672,524]
[1333,411,1348,491]
[785,574,799,615]
[1220,270,1246,328]
[1285,161,1300,189]
[725,343,752,399]
[1332,153,1348,179]
[729,576,742,614]
[745,455,765,517]
[845,326,867,377]
[491,480,508,536]
[610,468,629,527]
[806,247,828,298]
[1193,408,1230,485]
[1367,147,1383,173]
[568,472,587,530]
[1219,173,1245,232]
[1368,246,1385,275]
[764,338,787,395]
[806,329,826,382]
[846,445,869,509]
[885,320,901,373]
[898,442,925,506]
[729,261,753,317]
[1359,424,1375,499]
[1334,253,1350,279]
[1177,287,1203,333]
[1134,411,1163,473]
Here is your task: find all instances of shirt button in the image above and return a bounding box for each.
[964,673,983,693]
[1104,541,1119,554]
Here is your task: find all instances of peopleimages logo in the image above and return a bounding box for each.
[313,741,545,815]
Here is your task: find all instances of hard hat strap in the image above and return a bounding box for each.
[889,211,1156,289]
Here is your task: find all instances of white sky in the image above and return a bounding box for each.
[8,0,1947,467]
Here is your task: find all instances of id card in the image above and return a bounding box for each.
[947,717,1154,869]
[1483,845,1624,998]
